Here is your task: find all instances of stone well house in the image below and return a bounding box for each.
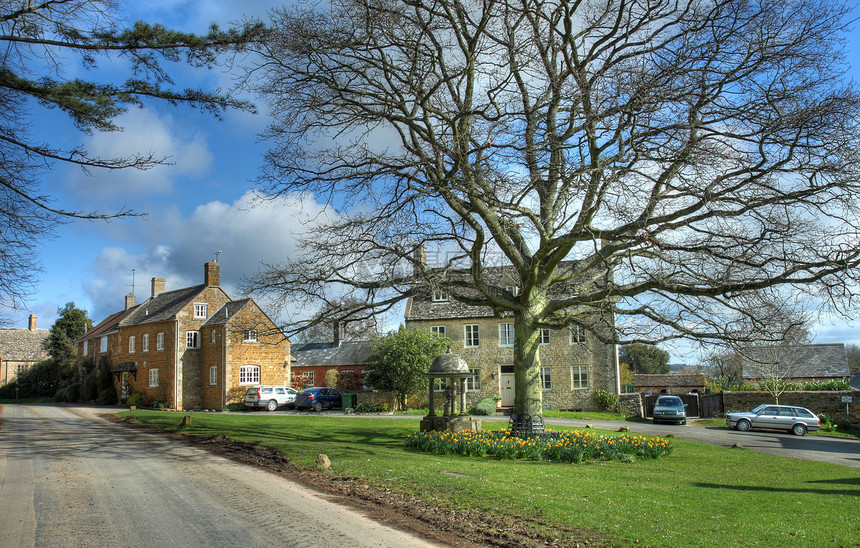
[77,261,290,410]
[0,315,49,385]
[404,263,620,412]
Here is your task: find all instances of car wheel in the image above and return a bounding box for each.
[681,420,686,425]
[792,423,807,436]
[314,401,323,412]
[736,419,751,432]
[266,399,278,412]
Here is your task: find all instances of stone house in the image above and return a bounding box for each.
[77,261,290,410]
[0,315,50,385]
[291,324,374,390]
[404,263,620,412]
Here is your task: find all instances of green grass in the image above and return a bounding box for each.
[121,411,860,547]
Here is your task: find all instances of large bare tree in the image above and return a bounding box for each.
[0,0,263,312]
[244,0,860,415]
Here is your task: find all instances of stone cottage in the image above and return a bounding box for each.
[0,315,49,385]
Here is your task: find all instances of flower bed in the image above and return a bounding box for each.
[405,429,673,464]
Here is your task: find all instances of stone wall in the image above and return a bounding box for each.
[723,390,860,423]
[618,393,644,417]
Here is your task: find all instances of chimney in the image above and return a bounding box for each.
[151,277,166,298]
[204,261,220,287]
[333,321,343,347]
[413,244,427,277]
[28,314,37,331]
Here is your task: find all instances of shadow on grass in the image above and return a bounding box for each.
[694,481,859,496]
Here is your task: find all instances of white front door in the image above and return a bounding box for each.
[500,373,515,407]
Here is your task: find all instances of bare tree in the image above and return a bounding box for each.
[244,0,860,415]
[0,0,263,312]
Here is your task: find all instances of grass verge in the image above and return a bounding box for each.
[120,411,860,547]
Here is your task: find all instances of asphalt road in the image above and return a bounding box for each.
[0,404,440,548]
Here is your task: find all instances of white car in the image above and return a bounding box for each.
[725,404,820,436]
[244,385,298,411]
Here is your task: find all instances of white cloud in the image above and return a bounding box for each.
[83,191,332,321]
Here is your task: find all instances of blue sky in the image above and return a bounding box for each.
[3,0,859,363]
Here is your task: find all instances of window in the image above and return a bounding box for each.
[211,330,216,344]
[128,335,136,354]
[570,325,587,344]
[540,329,550,345]
[464,324,480,347]
[149,368,159,387]
[100,336,108,353]
[571,365,589,389]
[432,289,449,302]
[239,365,260,385]
[541,366,552,390]
[83,340,88,356]
[194,303,208,318]
[17,364,27,375]
[186,331,200,349]
[243,329,258,342]
[303,371,315,386]
[142,334,149,353]
[498,323,514,346]
[156,332,164,351]
[209,366,217,386]
[430,325,446,336]
[466,368,481,391]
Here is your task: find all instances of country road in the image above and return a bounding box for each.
[0,404,440,548]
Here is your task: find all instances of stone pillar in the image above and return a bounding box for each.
[428,377,436,416]
[459,377,467,415]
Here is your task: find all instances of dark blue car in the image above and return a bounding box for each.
[294,387,342,412]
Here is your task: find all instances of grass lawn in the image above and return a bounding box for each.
[120,411,859,547]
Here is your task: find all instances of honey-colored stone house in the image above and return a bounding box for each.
[404,264,620,411]
[77,261,290,410]
[0,315,49,385]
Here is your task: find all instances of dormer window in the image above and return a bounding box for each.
[194,303,208,318]
[432,289,449,302]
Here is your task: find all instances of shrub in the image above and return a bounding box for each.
[226,385,248,405]
[97,386,117,405]
[474,398,498,415]
[80,370,98,402]
[593,388,618,411]
[801,378,851,391]
[126,392,146,408]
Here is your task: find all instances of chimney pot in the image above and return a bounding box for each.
[28,314,37,331]
[333,321,344,346]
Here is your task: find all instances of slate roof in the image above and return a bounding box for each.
[0,327,50,362]
[78,307,138,342]
[742,343,848,379]
[291,341,375,367]
[120,285,207,326]
[203,299,254,327]
[634,374,706,388]
[406,262,587,321]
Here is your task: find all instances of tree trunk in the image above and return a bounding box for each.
[513,308,543,416]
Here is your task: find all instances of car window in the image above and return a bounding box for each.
[761,406,779,415]
[246,388,257,396]
[796,408,815,418]
[657,397,682,406]
[261,388,272,394]
[275,388,285,394]
[778,407,796,416]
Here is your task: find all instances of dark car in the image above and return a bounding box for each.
[294,387,342,412]
[725,404,820,436]
[652,395,687,425]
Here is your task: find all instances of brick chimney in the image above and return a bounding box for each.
[151,277,166,298]
[204,260,220,287]
[28,314,37,331]
[333,321,343,347]
[125,293,136,310]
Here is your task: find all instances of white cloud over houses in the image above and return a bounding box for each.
[84,191,332,321]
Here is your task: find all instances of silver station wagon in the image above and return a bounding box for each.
[244,385,298,411]
[725,404,820,436]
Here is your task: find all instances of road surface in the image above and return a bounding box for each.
[0,404,440,548]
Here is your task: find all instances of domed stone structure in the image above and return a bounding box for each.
[420,349,481,433]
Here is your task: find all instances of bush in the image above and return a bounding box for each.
[226,385,248,405]
[97,386,117,405]
[474,398,498,415]
[593,388,618,411]
[801,378,851,391]
[126,391,146,408]
[80,370,98,402]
